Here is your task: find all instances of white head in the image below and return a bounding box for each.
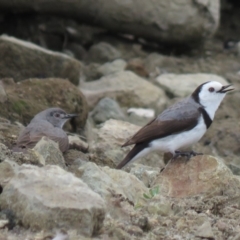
[192,81,233,120]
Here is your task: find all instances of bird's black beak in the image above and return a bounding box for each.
[63,113,78,119]
[217,84,234,93]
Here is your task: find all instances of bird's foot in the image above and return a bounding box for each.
[173,150,203,161]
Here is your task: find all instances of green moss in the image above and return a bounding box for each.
[12,100,29,114]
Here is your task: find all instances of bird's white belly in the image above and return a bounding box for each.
[150,117,207,154]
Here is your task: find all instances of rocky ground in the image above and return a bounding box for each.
[0,0,240,239]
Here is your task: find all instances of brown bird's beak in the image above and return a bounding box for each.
[217,84,234,93]
[63,113,78,119]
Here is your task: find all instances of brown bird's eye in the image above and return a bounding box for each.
[208,87,215,92]
[55,113,60,117]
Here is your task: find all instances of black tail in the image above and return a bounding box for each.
[116,142,149,169]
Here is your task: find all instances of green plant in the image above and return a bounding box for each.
[143,185,160,199]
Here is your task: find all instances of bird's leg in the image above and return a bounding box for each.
[160,150,204,173]
[174,150,203,161]
[189,150,203,156]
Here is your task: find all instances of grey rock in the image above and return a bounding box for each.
[0,143,11,162]
[147,199,174,217]
[68,135,89,151]
[0,160,18,188]
[195,219,214,238]
[155,73,229,97]
[126,58,148,77]
[0,164,106,236]
[0,141,41,167]
[126,107,155,126]
[76,162,147,204]
[98,59,127,76]
[82,63,102,82]
[233,232,240,240]
[144,53,179,78]
[82,71,167,112]
[88,42,121,63]
[129,163,160,187]
[65,43,87,61]
[91,97,125,124]
[0,35,82,85]
[33,137,66,169]
[0,81,7,103]
[0,0,220,45]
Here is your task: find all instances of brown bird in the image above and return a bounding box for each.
[16,108,78,152]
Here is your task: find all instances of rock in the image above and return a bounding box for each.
[0,165,106,236]
[144,53,183,78]
[102,166,148,203]
[0,35,82,85]
[88,42,121,63]
[127,108,155,118]
[91,97,125,124]
[129,164,160,187]
[0,78,88,128]
[82,63,103,82]
[126,108,155,126]
[98,59,127,76]
[76,162,147,204]
[155,73,229,97]
[0,81,7,103]
[0,0,220,45]
[68,135,89,152]
[0,141,41,167]
[0,160,18,187]
[0,209,16,230]
[0,116,23,149]
[82,71,167,111]
[126,58,148,77]
[194,219,214,238]
[233,233,240,240]
[64,43,87,61]
[154,155,240,198]
[144,53,167,75]
[63,149,89,173]
[83,58,126,82]
[89,119,164,168]
[33,137,66,169]
[146,197,174,217]
[0,143,12,162]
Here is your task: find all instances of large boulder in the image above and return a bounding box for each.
[0,164,106,237]
[0,0,220,45]
[0,35,82,85]
[153,155,240,198]
[0,78,88,128]
[82,71,167,111]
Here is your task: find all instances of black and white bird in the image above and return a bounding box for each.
[116,81,233,169]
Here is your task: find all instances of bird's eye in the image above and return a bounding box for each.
[208,87,215,92]
[55,113,60,117]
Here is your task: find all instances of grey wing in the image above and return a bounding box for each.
[158,97,200,121]
[17,121,69,152]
